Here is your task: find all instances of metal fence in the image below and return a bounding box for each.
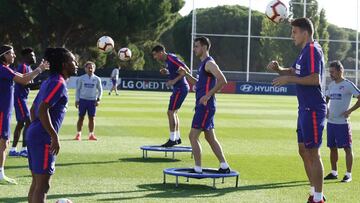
[189,0,359,86]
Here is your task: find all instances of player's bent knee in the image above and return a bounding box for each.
[41,182,51,194]
[298,147,306,157]
[344,147,352,153]
[0,139,8,150]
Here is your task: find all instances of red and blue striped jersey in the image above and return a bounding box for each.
[14,63,32,99]
[196,56,216,107]
[292,41,326,111]
[165,53,189,88]
[0,64,15,113]
[32,74,68,133]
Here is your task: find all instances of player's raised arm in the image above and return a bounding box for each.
[13,60,49,85]
[273,72,320,86]
[178,66,197,85]
[267,60,295,76]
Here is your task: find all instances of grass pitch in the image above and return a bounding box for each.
[1,90,359,203]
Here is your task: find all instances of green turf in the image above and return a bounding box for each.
[1,90,359,203]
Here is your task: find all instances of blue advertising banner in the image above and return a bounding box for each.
[236,82,296,95]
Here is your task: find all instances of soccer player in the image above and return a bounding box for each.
[324,61,360,183]
[267,18,326,203]
[152,45,190,147]
[0,44,48,184]
[109,66,120,95]
[74,61,103,141]
[27,47,77,203]
[178,37,230,174]
[9,48,37,157]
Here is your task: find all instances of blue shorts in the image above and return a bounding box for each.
[14,97,30,122]
[191,104,216,131]
[112,79,117,86]
[297,109,326,148]
[327,123,352,148]
[78,99,96,117]
[0,111,11,140]
[27,125,55,175]
[168,87,189,111]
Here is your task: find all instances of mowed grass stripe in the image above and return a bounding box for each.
[2,90,359,203]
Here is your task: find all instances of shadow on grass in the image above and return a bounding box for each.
[119,157,181,163]
[6,160,120,170]
[0,180,327,202]
[99,180,311,201]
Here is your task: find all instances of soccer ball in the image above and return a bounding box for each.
[118,47,132,61]
[97,36,114,53]
[55,198,73,203]
[265,0,289,23]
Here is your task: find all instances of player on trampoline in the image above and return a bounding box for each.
[152,45,190,147]
[178,36,230,174]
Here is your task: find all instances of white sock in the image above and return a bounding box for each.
[220,162,229,169]
[175,131,180,140]
[194,165,202,173]
[331,170,338,176]
[169,132,176,141]
[310,186,315,195]
[0,167,4,179]
[21,147,27,151]
[77,131,82,135]
[10,147,16,152]
[346,172,352,178]
[313,192,323,202]
[89,132,94,136]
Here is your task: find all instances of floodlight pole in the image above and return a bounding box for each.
[246,0,252,82]
[190,0,196,75]
[356,0,359,86]
[303,0,307,17]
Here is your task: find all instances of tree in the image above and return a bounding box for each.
[161,5,265,71]
[0,0,185,70]
[317,9,329,63]
[327,24,351,62]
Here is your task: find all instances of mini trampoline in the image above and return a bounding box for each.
[140,145,192,159]
[163,167,239,188]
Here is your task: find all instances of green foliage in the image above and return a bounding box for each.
[317,9,329,63]
[162,5,265,71]
[327,25,351,62]
[0,0,184,70]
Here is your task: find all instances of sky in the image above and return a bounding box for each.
[179,0,359,30]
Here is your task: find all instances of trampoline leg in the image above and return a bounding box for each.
[163,173,166,184]
[176,176,179,187]
[142,150,144,158]
[165,151,167,157]
[145,150,148,158]
[186,177,189,182]
[222,177,225,184]
[172,152,175,159]
[235,175,239,187]
[213,178,216,188]
[191,153,193,159]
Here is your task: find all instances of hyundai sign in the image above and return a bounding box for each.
[236,82,296,95]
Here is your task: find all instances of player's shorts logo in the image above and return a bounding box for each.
[239,84,254,93]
